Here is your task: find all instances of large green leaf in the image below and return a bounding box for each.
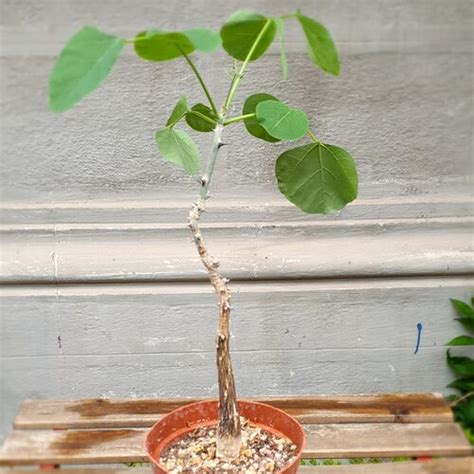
[447,350,474,378]
[166,96,188,127]
[134,31,194,61]
[275,18,288,80]
[454,397,474,427]
[297,12,340,76]
[220,14,276,61]
[183,28,221,52]
[243,93,280,143]
[451,298,474,319]
[448,378,474,393]
[256,100,308,140]
[226,10,261,23]
[49,26,124,112]
[457,318,474,333]
[446,335,474,346]
[185,104,216,132]
[155,128,200,174]
[276,142,358,214]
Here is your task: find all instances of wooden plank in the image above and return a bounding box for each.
[3,0,472,57]
[303,423,472,459]
[2,459,474,473]
[299,457,474,473]
[2,217,473,284]
[0,423,470,465]
[2,277,471,356]
[13,394,453,429]
[2,1,473,209]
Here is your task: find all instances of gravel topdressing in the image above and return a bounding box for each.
[158,418,298,473]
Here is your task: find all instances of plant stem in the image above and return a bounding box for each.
[223,113,255,126]
[199,123,223,200]
[307,130,320,144]
[178,48,218,116]
[188,110,217,126]
[449,391,474,408]
[188,19,277,461]
[222,19,273,114]
[279,12,297,20]
[188,125,241,459]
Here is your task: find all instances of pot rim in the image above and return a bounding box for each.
[145,399,305,473]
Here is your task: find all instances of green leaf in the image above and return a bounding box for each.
[447,378,474,393]
[275,18,288,80]
[276,142,358,214]
[243,93,281,143]
[451,298,474,319]
[447,350,474,377]
[226,10,261,23]
[458,397,474,426]
[134,31,194,61]
[166,96,188,127]
[457,318,474,333]
[446,335,474,346]
[183,28,221,52]
[220,15,276,61]
[462,427,474,445]
[155,128,200,174]
[49,26,124,112]
[296,12,340,76]
[256,100,308,141]
[185,104,216,132]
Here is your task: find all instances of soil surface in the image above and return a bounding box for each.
[159,418,298,473]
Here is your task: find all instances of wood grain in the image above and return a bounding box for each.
[2,458,474,473]
[2,277,472,357]
[300,457,474,473]
[2,217,473,283]
[0,423,470,465]
[1,2,472,205]
[13,393,452,429]
[303,423,472,458]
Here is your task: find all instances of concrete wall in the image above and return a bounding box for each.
[0,0,473,438]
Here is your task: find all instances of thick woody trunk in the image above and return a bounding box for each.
[188,124,241,460]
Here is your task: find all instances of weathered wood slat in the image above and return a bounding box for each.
[3,458,474,473]
[2,217,473,284]
[0,423,470,465]
[13,394,453,429]
[303,423,471,459]
[300,457,474,472]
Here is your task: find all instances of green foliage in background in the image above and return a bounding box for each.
[48,8,358,216]
[446,297,474,445]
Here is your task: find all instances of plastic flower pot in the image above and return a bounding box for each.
[145,399,305,474]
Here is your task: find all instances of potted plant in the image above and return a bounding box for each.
[48,8,358,473]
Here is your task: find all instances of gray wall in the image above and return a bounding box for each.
[0,0,473,439]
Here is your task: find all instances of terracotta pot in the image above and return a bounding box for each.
[145,399,305,474]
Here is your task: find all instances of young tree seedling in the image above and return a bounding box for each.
[48,9,358,460]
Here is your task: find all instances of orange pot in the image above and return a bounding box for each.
[145,399,305,473]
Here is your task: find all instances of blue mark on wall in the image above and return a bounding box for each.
[414,323,423,354]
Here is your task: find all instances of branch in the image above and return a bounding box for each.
[449,391,474,408]
[224,113,255,126]
[178,47,218,116]
[187,110,217,126]
[222,19,273,113]
[187,124,241,459]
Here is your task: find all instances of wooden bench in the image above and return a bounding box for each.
[0,393,472,473]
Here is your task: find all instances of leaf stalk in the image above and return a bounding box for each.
[307,129,320,144]
[222,19,273,114]
[178,47,218,116]
[188,110,217,126]
[223,113,255,126]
